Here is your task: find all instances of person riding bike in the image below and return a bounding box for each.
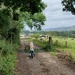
[29,42,35,58]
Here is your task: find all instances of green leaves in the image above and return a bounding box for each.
[32,13,46,24]
[32,13,46,30]
[20,12,46,30]
[0,10,10,36]
[62,0,75,14]
[0,0,46,14]
[0,0,46,43]
[26,20,33,29]
[0,40,18,75]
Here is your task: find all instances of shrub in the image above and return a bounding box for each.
[0,40,19,75]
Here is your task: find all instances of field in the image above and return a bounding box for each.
[52,37,75,61]
[25,36,75,62]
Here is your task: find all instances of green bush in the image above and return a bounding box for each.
[24,46,30,53]
[32,39,51,51]
[0,40,19,75]
[0,54,16,75]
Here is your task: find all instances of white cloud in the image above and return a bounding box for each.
[42,0,75,29]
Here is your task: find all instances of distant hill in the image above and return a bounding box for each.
[44,25,75,31]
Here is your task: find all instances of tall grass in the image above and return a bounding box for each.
[52,37,75,62]
[25,36,75,62]
[26,38,51,51]
[0,39,19,75]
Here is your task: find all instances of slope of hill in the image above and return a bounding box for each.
[44,25,75,31]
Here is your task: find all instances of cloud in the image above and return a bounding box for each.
[42,0,75,29]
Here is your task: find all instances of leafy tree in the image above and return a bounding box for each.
[0,0,46,20]
[0,0,46,44]
[20,12,46,30]
[62,0,75,14]
[0,10,10,38]
[32,13,46,30]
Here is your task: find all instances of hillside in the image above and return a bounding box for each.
[44,25,75,31]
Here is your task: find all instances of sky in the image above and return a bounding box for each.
[42,0,75,29]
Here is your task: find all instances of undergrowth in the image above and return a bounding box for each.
[0,39,19,75]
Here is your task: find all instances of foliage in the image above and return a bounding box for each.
[20,12,46,30]
[32,13,46,30]
[0,9,21,44]
[0,10,10,37]
[0,40,19,75]
[31,34,40,39]
[0,1,46,75]
[30,38,50,51]
[0,0,46,14]
[0,0,46,44]
[62,0,75,14]
[31,31,75,38]
[0,0,46,22]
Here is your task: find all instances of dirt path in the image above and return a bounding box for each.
[15,40,75,75]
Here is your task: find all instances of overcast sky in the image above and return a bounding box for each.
[42,0,75,29]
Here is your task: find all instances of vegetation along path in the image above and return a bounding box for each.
[15,39,75,75]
